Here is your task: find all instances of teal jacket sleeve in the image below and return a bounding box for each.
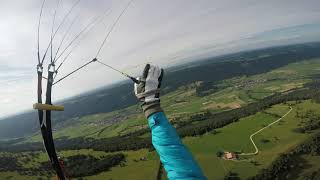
[148,112,207,180]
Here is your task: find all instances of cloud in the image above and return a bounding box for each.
[0,0,319,118]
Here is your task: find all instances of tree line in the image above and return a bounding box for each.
[176,88,320,138]
[0,153,125,178]
[62,153,125,178]
[249,131,320,180]
[1,87,319,153]
[1,42,320,140]
[294,109,320,133]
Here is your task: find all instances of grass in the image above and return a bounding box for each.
[85,149,160,180]
[24,59,320,143]
[181,100,320,180]
[2,101,320,180]
[0,149,159,180]
[0,172,45,180]
[264,104,291,116]
[5,58,320,179]
[185,112,277,154]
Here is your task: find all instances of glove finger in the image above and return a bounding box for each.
[142,64,151,79]
[158,69,164,88]
[149,65,161,79]
[154,69,164,99]
[134,82,138,95]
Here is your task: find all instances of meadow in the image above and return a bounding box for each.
[25,58,320,142]
[1,58,320,179]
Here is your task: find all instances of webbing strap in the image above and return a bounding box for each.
[37,69,66,180]
[136,89,161,99]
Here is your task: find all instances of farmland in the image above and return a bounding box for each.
[2,100,319,180]
[26,58,320,142]
[184,100,320,179]
[1,55,320,179]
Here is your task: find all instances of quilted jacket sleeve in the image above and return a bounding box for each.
[148,112,207,180]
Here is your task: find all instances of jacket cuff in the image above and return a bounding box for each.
[142,101,163,118]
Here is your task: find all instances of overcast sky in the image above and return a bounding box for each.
[0,0,319,118]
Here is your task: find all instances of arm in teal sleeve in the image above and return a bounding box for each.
[148,112,207,180]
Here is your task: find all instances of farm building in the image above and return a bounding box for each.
[224,152,237,160]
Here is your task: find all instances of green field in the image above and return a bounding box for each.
[83,100,318,180]
[24,59,320,142]
[1,59,320,179]
[3,100,319,180]
[0,149,159,180]
[183,101,319,179]
[85,150,160,180]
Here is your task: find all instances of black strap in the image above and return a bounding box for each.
[37,69,66,180]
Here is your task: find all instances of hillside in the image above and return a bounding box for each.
[22,57,320,143]
[1,42,320,140]
[0,43,320,179]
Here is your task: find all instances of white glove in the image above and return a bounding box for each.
[134,64,164,117]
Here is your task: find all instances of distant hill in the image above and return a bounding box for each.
[0,42,320,140]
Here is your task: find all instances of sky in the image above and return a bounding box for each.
[0,0,319,118]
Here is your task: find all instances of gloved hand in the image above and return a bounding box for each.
[134,64,164,118]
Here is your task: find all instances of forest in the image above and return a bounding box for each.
[1,86,319,155]
[0,43,320,179]
[249,132,320,180]
[1,42,320,140]
[0,153,125,178]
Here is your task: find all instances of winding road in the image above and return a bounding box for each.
[239,106,293,156]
